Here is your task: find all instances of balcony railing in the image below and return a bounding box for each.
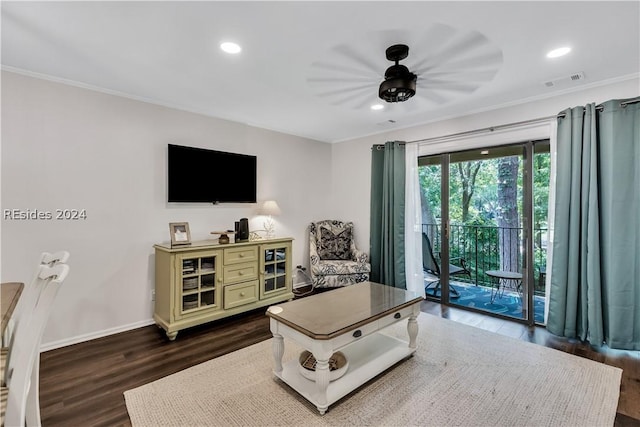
[422,223,548,295]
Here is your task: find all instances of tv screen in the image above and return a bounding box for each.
[167,144,257,203]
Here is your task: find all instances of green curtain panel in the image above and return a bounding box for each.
[548,98,640,350]
[370,141,406,288]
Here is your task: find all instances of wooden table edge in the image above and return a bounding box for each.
[266,296,423,340]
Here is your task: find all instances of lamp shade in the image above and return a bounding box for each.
[258,200,281,216]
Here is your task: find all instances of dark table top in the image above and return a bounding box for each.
[266,281,422,340]
[485,270,523,280]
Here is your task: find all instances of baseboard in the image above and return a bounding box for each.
[40,318,156,352]
[41,283,311,351]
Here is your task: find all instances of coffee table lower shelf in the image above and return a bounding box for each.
[273,332,415,413]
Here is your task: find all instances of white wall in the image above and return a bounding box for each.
[1,71,333,348]
[331,77,640,253]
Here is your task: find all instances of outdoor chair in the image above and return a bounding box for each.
[422,232,471,298]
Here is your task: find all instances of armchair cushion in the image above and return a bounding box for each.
[311,259,372,276]
[317,226,352,260]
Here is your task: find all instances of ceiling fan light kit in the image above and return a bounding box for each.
[379,44,417,103]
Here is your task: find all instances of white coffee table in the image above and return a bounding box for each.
[266,281,423,415]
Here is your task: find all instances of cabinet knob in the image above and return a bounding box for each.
[218,278,223,283]
[353,330,362,338]
[239,253,245,257]
[239,271,244,276]
[394,312,401,319]
[240,292,245,297]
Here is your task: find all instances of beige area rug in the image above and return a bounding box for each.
[125,314,621,426]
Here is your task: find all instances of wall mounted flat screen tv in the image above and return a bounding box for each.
[168,144,257,203]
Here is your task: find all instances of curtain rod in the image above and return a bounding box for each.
[372,142,405,150]
[407,115,556,145]
[556,96,640,119]
[407,97,640,145]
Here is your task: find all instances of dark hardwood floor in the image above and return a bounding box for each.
[39,290,640,426]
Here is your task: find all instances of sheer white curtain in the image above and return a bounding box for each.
[404,143,425,297]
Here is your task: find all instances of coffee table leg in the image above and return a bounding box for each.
[315,359,330,414]
[312,347,333,415]
[272,333,284,374]
[408,313,418,348]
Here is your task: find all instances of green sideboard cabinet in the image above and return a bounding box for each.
[154,238,293,340]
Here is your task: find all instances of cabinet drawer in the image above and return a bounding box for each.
[223,262,258,284]
[331,321,379,350]
[224,247,258,265]
[377,305,415,330]
[224,280,258,309]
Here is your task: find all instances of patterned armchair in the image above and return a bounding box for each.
[309,220,371,288]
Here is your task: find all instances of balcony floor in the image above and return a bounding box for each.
[424,279,546,324]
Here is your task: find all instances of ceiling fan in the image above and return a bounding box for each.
[378,44,417,103]
[307,25,504,111]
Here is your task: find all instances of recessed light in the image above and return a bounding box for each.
[220,42,242,54]
[480,150,489,155]
[546,47,571,58]
[371,104,384,111]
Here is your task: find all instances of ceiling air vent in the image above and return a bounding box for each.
[544,72,585,88]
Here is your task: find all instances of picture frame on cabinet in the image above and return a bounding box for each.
[170,222,191,246]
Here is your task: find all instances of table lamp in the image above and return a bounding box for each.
[258,200,281,239]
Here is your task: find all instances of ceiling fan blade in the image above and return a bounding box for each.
[412,31,498,76]
[399,99,423,113]
[417,80,481,93]
[413,69,499,83]
[418,23,458,51]
[332,44,382,74]
[415,90,448,105]
[307,76,377,84]
[434,30,491,63]
[426,87,480,101]
[352,94,379,110]
[440,51,503,72]
[327,86,375,107]
[314,84,373,98]
[407,24,458,70]
[372,28,411,45]
[310,60,377,79]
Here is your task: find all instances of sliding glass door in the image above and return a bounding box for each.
[418,141,550,325]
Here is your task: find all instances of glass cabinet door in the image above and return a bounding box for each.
[260,242,291,299]
[176,250,221,316]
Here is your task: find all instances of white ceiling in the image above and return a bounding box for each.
[2,1,639,143]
